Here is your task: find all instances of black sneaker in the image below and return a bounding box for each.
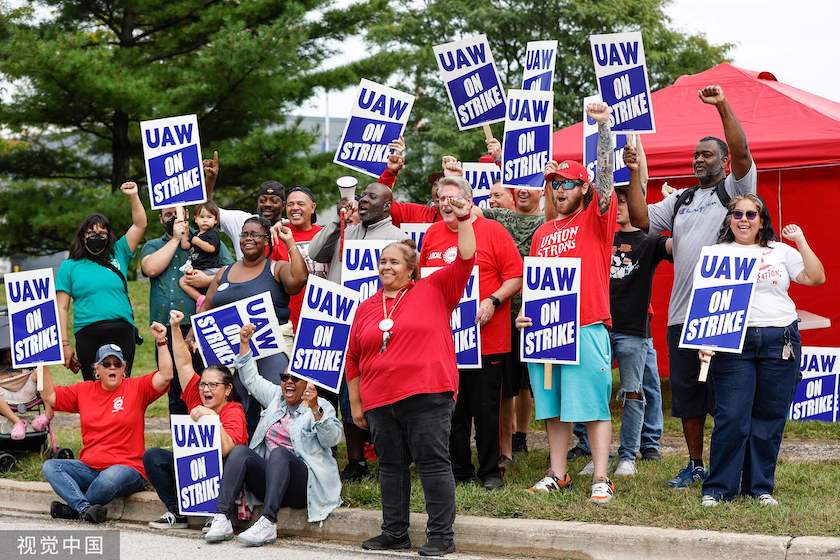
[50,501,77,520]
[640,448,662,461]
[512,432,528,455]
[341,460,370,483]
[482,475,504,491]
[149,511,189,529]
[567,445,591,460]
[362,532,411,551]
[81,504,108,524]
[418,539,456,556]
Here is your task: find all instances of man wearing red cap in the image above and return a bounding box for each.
[516,102,618,504]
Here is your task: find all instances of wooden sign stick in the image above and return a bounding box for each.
[482,124,493,141]
[544,362,552,390]
[36,363,44,392]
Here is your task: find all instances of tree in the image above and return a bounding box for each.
[0,0,398,255]
[363,0,732,201]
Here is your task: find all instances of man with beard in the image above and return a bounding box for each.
[625,84,756,489]
[308,182,407,482]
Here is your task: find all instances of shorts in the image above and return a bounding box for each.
[667,324,714,418]
[527,324,612,422]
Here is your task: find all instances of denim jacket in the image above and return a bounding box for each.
[234,352,343,522]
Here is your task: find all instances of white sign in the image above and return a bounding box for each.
[520,257,580,364]
[502,89,553,190]
[463,162,501,208]
[341,239,395,300]
[4,269,64,368]
[400,222,432,253]
[421,266,482,368]
[140,114,207,209]
[790,346,840,423]
[522,40,558,91]
[171,414,223,516]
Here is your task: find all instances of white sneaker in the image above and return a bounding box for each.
[578,460,594,475]
[757,494,779,506]
[204,513,234,543]
[701,495,721,507]
[614,459,637,477]
[148,511,188,530]
[590,478,615,505]
[237,516,277,547]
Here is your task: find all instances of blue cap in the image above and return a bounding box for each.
[94,344,124,365]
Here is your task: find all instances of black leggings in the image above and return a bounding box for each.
[217,445,307,522]
[75,319,136,381]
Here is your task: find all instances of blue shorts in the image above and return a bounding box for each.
[527,324,612,422]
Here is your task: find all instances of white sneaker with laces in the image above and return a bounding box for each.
[202,517,212,534]
[237,516,277,547]
[527,473,572,494]
[757,494,779,506]
[614,459,637,477]
[701,495,721,507]
[148,511,188,530]
[204,513,234,542]
[590,478,615,505]
[578,460,594,476]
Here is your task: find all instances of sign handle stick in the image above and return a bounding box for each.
[36,363,44,392]
[482,124,493,141]
[175,205,184,223]
[626,134,636,149]
[543,362,552,390]
[699,359,710,383]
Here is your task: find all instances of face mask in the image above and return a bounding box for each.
[85,235,108,255]
[163,216,176,237]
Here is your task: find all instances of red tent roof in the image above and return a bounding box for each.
[552,63,840,178]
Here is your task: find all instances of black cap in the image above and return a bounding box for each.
[287,186,318,224]
[257,181,285,201]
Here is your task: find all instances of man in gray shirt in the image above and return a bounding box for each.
[625,84,756,489]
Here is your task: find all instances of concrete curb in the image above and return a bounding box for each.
[2,479,838,559]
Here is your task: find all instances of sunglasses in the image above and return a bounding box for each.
[99,359,123,369]
[552,179,583,191]
[732,210,759,221]
[280,373,303,383]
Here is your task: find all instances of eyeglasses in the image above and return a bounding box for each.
[732,210,759,221]
[552,179,583,191]
[99,359,123,369]
[198,381,226,390]
[240,231,268,240]
[280,373,302,383]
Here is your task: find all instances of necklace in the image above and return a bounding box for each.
[379,286,410,352]
[552,207,584,232]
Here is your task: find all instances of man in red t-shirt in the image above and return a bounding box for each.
[41,342,171,523]
[517,102,618,504]
[420,176,523,491]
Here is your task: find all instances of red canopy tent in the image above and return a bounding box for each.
[551,63,840,375]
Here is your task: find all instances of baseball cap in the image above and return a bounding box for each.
[94,344,124,365]
[257,181,285,200]
[554,160,589,182]
[287,186,318,224]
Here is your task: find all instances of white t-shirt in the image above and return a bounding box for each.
[722,241,805,327]
[219,208,255,260]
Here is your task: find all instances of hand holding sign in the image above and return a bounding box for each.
[515,314,532,329]
[301,382,320,415]
[698,85,725,106]
[120,181,139,197]
[485,137,502,161]
[586,102,612,124]
[442,155,464,177]
[623,143,639,171]
[190,405,215,422]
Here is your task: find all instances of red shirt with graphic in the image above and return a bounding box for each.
[181,374,249,446]
[53,373,166,478]
[420,217,523,355]
[269,224,325,329]
[530,191,618,327]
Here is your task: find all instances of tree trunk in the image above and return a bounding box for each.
[111,109,130,191]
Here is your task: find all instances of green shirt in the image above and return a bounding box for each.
[56,235,135,333]
[140,233,235,325]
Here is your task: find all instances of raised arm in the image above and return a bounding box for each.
[233,324,277,408]
[203,150,219,199]
[150,321,174,393]
[141,219,188,277]
[121,181,148,251]
[543,160,559,221]
[272,225,308,294]
[168,310,198,389]
[587,102,615,215]
[782,225,826,286]
[623,142,650,231]
[636,135,649,197]
[448,197,475,260]
[699,85,752,180]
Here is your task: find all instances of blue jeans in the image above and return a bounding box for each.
[41,459,146,513]
[640,338,663,453]
[702,323,801,500]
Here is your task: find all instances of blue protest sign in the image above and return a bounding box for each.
[434,35,507,131]
[334,79,415,178]
[4,269,64,368]
[502,89,553,190]
[191,292,283,367]
[171,415,223,516]
[679,246,760,353]
[463,162,501,209]
[342,239,394,300]
[522,40,557,91]
[789,347,839,423]
[140,114,207,210]
[289,276,359,393]
[422,266,482,369]
[520,257,580,364]
[583,94,630,187]
[589,31,655,133]
[400,223,431,253]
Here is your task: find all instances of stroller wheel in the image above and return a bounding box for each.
[56,448,74,460]
[0,452,16,472]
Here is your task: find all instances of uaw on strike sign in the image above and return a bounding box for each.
[4,269,64,368]
[463,162,500,209]
[502,89,553,190]
[520,257,580,364]
[171,415,222,516]
[141,114,207,210]
[422,266,482,369]
[790,347,840,423]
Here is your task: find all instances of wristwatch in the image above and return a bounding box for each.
[488,295,501,308]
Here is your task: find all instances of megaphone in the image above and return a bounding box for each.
[337,176,358,202]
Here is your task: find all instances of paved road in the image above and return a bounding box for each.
[0,514,528,560]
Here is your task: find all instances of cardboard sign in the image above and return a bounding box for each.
[171,415,223,516]
[522,40,558,91]
[520,257,580,364]
[502,89,553,190]
[289,276,359,393]
[434,35,507,130]
[140,114,207,209]
[400,223,432,254]
[341,239,394,300]
[191,292,283,367]
[679,246,760,353]
[789,347,840,423]
[463,162,501,209]
[334,79,415,178]
[421,266,482,369]
[583,94,629,186]
[589,31,655,133]
[4,269,64,369]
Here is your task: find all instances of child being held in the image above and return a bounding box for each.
[178,201,222,310]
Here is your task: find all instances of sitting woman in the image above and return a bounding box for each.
[143,310,249,530]
[700,194,825,507]
[204,324,342,546]
[40,334,172,523]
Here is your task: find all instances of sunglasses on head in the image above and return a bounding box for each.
[732,210,759,221]
[552,179,583,191]
[280,373,302,383]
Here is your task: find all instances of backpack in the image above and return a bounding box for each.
[671,179,731,226]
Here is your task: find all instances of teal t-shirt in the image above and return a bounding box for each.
[56,235,135,333]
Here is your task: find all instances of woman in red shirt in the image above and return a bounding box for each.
[143,310,249,530]
[346,197,475,557]
[40,334,172,524]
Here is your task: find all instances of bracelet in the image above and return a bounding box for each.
[156,339,168,347]
[456,213,471,222]
[62,341,71,346]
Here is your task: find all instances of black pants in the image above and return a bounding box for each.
[155,325,206,415]
[450,354,504,482]
[143,448,180,514]
[217,445,307,523]
[75,319,136,381]
[366,392,456,543]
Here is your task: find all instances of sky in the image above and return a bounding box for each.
[299,0,839,119]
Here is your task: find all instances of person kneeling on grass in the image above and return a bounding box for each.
[143,311,249,529]
[204,323,342,546]
[40,336,172,523]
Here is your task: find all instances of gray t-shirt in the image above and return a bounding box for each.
[647,162,757,326]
